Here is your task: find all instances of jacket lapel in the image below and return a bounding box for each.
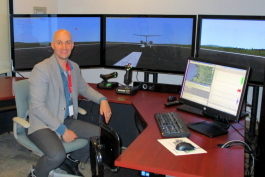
[49,55,65,95]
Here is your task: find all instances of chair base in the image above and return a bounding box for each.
[49,168,82,177]
[28,165,82,177]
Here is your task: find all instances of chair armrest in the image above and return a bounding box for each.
[13,117,30,128]
[78,107,87,115]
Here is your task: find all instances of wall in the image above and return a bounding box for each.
[0,0,11,74]
[57,0,265,16]
[13,0,57,14]
[12,0,265,119]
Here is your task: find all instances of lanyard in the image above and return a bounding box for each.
[66,61,73,93]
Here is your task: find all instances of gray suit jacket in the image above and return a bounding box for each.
[28,55,105,135]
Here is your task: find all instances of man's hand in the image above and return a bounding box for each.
[100,100,112,123]
[62,129,78,142]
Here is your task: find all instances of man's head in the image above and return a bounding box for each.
[51,29,74,61]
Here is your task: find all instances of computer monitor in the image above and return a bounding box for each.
[10,14,102,71]
[104,15,196,75]
[196,15,265,85]
[179,57,250,122]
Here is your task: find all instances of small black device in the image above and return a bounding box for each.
[175,142,195,151]
[97,72,118,89]
[164,100,182,107]
[139,171,165,177]
[116,63,138,95]
[133,82,181,94]
[168,96,177,102]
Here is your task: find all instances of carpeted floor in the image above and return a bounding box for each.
[0,132,139,177]
[0,132,91,177]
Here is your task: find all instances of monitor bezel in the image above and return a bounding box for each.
[102,14,197,75]
[179,57,250,123]
[10,14,103,71]
[196,15,265,86]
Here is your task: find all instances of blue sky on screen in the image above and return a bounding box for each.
[201,19,265,49]
[106,17,194,45]
[13,17,100,43]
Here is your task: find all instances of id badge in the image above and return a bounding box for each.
[69,104,74,116]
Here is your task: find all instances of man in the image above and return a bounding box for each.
[27,29,112,177]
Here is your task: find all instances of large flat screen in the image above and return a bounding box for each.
[104,15,196,74]
[10,14,102,71]
[197,15,265,85]
[180,57,250,122]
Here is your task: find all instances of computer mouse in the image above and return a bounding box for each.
[176,142,195,151]
[168,96,177,102]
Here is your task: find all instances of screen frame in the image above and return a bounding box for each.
[10,14,103,71]
[179,57,250,123]
[196,15,265,86]
[102,14,197,75]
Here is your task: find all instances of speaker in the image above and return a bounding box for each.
[133,82,181,94]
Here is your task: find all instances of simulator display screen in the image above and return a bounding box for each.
[180,58,250,122]
[11,15,101,70]
[197,16,265,85]
[105,16,196,73]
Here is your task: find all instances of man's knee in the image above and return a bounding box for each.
[47,149,66,165]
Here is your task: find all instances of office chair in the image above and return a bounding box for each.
[90,115,121,177]
[12,79,89,177]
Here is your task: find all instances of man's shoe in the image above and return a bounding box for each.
[59,154,84,177]
[27,166,36,177]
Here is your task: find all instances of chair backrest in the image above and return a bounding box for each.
[14,79,30,134]
[99,115,121,171]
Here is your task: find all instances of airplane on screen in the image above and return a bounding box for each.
[133,34,161,48]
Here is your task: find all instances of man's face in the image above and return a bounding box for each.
[51,31,74,60]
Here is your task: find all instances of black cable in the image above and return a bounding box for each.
[13,71,25,78]
[220,140,255,176]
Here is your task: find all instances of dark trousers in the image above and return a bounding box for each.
[28,117,99,177]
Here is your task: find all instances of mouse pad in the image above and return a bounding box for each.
[157,137,207,156]
[187,121,228,138]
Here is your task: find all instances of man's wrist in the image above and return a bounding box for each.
[99,97,107,104]
[56,124,67,135]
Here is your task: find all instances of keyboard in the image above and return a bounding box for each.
[177,104,204,116]
[154,112,190,138]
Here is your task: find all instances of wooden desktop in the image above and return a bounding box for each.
[0,77,245,177]
[88,84,245,177]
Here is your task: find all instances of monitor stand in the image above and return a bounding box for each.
[144,72,158,83]
[187,121,228,138]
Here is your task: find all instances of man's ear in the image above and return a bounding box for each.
[51,42,54,49]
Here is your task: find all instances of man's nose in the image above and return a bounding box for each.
[62,43,66,49]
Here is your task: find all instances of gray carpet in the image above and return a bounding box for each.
[0,132,91,177]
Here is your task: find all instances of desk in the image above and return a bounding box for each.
[1,77,244,176]
[89,84,245,177]
[0,77,25,134]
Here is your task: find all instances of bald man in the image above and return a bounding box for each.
[27,29,112,177]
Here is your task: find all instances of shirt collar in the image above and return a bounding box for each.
[57,59,73,74]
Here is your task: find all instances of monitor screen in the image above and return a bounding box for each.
[180,57,250,122]
[10,14,102,71]
[196,15,265,85]
[104,15,196,74]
